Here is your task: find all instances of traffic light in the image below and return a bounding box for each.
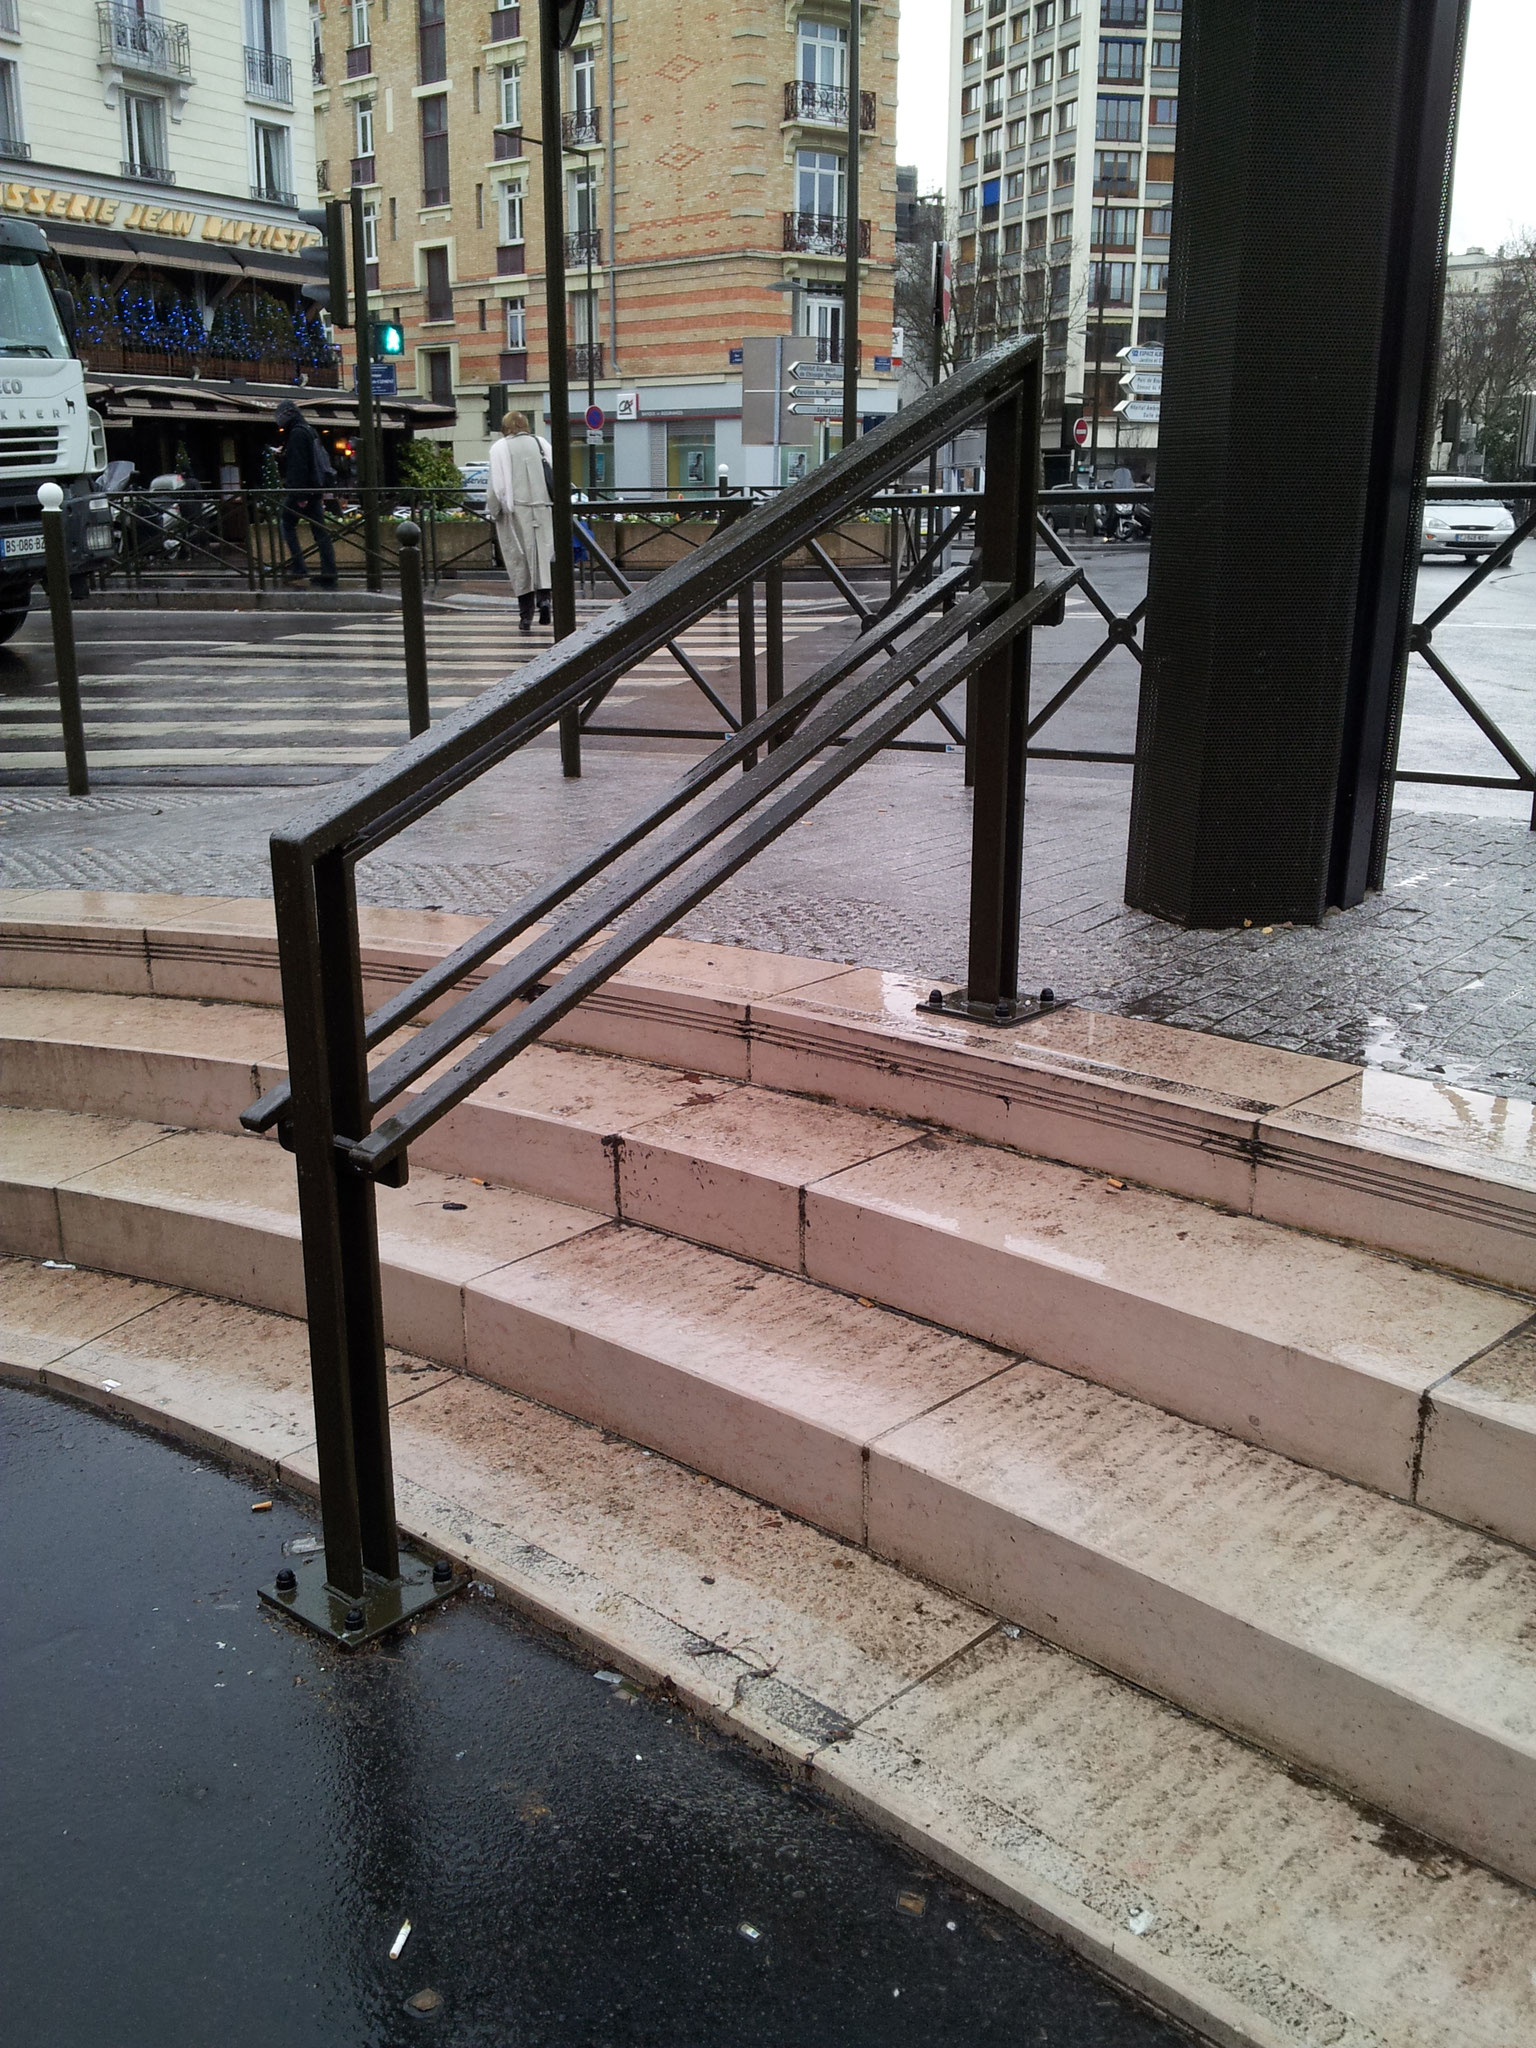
[370,318,405,362]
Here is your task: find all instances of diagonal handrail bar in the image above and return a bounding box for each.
[270,339,1042,866]
[243,557,979,1136]
[345,584,1015,1139]
[351,574,1067,1176]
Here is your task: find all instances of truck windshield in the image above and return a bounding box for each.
[0,251,70,358]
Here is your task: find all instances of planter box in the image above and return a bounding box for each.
[606,516,889,572]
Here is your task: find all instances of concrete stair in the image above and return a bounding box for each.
[3,896,1535,1918]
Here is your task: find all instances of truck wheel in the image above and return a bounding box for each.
[0,607,28,646]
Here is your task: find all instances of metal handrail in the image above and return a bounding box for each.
[239,335,1056,1623]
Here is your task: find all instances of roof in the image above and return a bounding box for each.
[83,370,456,433]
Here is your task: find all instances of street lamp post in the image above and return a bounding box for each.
[840,1,860,445]
[540,0,587,775]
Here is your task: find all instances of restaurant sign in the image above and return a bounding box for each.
[1,180,320,256]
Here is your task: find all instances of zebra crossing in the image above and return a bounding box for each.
[0,596,852,783]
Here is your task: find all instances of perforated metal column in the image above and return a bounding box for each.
[1125,0,1468,927]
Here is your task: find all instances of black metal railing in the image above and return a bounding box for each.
[251,179,298,207]
[245,44,293,104]
[567,340,602,376]
[783,80,877,131]
[564,226,600,263]
[121,157,175,185]
[98,1,191,76]
[561,107,600,146]
[783,212,872,256]
[239,337,1070,1630]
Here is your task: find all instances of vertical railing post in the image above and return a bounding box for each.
[964,359,1040,1013]
[764,557,784,750]
[396,519,431,737]
[271,841,399,1606]
[37,484,89,797]
[737,513,758,770]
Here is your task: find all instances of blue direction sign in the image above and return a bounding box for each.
[584,403,605,430]
[354,362,397,396]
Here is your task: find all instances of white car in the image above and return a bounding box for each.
[1420,495,1516,560]
[459,461,489,515]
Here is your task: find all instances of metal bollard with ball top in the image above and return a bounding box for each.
[37,482,89,796]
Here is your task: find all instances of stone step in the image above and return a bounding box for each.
[3,984,1531,1547]
[5,890,1535,1295]
[5,1256,1536,2048]
[1,1107,1533,1891]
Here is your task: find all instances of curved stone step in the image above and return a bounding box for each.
[1,1106,1533,1889]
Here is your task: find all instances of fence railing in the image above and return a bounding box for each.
[98,1,190,76]
[237,337,1068,1638]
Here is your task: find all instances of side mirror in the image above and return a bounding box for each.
[53,290,77,336]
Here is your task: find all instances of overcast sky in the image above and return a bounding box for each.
[895,0,1535,254]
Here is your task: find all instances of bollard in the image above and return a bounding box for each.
[395,520,431,737]
[37,483,89,796]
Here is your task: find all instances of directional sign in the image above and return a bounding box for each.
[1118,370,1162,397]
[1114,399,1161,424]
[787,360,833,377]
[787,402,842,416]
[1117,344,1164,367]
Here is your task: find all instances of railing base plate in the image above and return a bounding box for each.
[259,1552,464,1649]
[920,988,1067,1028]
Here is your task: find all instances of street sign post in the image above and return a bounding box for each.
[584,403,604,430]
[1072,416,1091,448]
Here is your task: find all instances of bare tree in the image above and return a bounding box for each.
[1437,230,1536,477]
[893,194,955,389]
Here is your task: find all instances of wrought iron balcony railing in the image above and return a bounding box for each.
[783,80,877,132]
[561,108,600,147]
[98,3,191,78]
[565,226,601,265]
[0,135,29,161]
[245,45,293,105]
[251,179,297,207]
[782,212,872,257]
[312,49,324,85]
[568,341,602,376]
[315,158,330,192]
[122,157,175,185]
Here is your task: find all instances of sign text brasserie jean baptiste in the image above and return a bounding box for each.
[2,180,319,256]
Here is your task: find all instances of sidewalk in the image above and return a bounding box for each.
[3,747,1532,1098]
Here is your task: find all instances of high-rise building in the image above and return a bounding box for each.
[946,0,1178,475]
[312,0,902,487]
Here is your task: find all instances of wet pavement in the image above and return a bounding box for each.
[0,1383,1185,2048]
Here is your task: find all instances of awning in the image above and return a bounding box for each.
[47,221,325,286]
[84,371,457,434]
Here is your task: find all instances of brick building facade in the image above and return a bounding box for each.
[312,0,901,487]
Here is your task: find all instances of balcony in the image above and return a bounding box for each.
[782,212,872,257]
[251,179,297,207]
[349,153,376,185]
[0,136,30,160]
[782,81,877,132]
[498,349,528,382]
[122,157,175,186]
[488,6,521,41]
[568,342,602,377]
[98,4,191,80]
[316,158,329,191]
[312,50,324,84]
[561,108,600,147]
[565,226,601,265]
[345,42,372,77]
[496,242,525,275]
[244,45,293,106]
[492,126,523,160]
[982,151,1001,174]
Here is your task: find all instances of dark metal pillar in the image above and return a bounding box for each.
[841,1,860,444]
[349,186,383,594]
[1125,0,1470,926]
[540,0,581,775]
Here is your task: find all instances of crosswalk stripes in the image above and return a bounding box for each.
[0,595,856,780]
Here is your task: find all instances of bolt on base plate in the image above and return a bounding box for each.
[260,1551,464,1649]
[919,986,1065,1027]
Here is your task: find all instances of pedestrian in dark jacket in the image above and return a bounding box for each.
[275,398,338,587]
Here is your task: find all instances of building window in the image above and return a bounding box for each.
[1100,0,1146,22]
[1141,261,1169,291]
[986,22,1005,65]
[1092,205,1137,248]
[420,93,449,205]
[354,97,374,158]
[960,184,978,215]
[418,0,445,85]
[570,42,596,113]
[1006,118,1026,147]
[1011,11,1027,44]
[1008,65,1027,96]
[1144,204,1172,237]
[961,84,981,116]
[1088,260,1134,304]
[423,244,451,320]
[570,287,598,345]
[1005,170,1025,199]
[349,0,370,45]
[388,195,396,239]
[1150,97,1177,127]
[984,76,1004,117]
[1097,95,1142,141]
[980,227,999,263]
[504,297,526,348]
[1060,46,1079,80]
[1030,109,1050,140]
[1062,0,1080,17]
[568,163,598,235]
[1003,220,1022,252]
[499,63,522,126]
[1094,149,1139,194]
[802,288,842,362]
[362,200,378,262]
[123,92,168,178]
[423,351,453,404]
[796,147,844,220]
[1053,153,1074,186]
[251,121,292,202]
[1027,216,1046,249]
[1145,151,1175,183]
[1032,54,1053,86]
[1152,40,1180,68]
[1057,99,1076,131]
[1100,39,1145,83]
[1137,315,1166,346]
[1027,165,1046,195]
[0,59,24,154]
[1035,1,1055,27]
[499,178,524,244]
[1051,207,1073,240]
[962,31,983,66]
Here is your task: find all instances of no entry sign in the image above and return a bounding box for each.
[1072,416,1091,447]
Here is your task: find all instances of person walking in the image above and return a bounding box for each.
[485,410,553,631]
[274,398,338,588]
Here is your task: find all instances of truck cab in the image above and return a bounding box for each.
[0,218,112,640]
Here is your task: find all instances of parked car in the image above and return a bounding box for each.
[1420,493,1516,560]
[458,462,489,515]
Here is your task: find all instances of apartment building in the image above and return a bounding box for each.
[312,0,901,486]
[946,0,1179,474]
[0,0,334,466]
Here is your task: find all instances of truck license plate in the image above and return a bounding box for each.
[0,533,44,558]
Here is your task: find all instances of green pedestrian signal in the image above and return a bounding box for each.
[370,318,405,361]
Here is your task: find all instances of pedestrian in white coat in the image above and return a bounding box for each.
[485,410,554,631]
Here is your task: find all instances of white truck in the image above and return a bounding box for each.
[0,217,112,642]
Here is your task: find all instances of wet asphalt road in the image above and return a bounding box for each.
[0,1384,1185,2048]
